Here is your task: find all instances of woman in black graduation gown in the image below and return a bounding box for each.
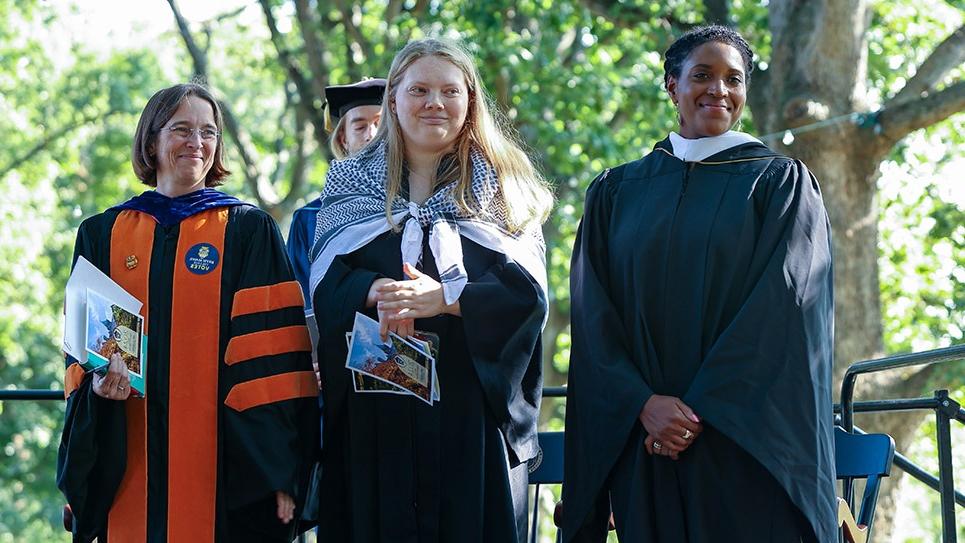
[562,26,837,542]
[309,38,552,542]
[57,83,319,542]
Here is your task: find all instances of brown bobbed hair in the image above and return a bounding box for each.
[131,83,231,187]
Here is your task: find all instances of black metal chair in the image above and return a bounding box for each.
[528,431,563,543]
[834,426,895,543]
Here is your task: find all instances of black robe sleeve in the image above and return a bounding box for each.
[312,253,382,423]
[56,215,127,543]
[459,253,547,465]
[221,209,320,512]
[681,160,836,542]
[562,168,656,542]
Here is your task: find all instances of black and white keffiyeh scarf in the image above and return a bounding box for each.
[308,140,547,315]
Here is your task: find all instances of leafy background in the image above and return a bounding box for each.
[0,0,961,541]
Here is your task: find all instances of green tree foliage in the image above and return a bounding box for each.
[0,0,961,541]
[0,3,163,539]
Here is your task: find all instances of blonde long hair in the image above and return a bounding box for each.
[328,116,350,160]
[374,38,553,232]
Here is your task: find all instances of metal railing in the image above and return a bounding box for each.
[839,343,965,543]
[3,346,963,541]
[1,389,64,400]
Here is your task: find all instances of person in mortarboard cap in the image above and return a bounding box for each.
[285,83,386,518]
[325,78,386,160]
[287,78,387,351]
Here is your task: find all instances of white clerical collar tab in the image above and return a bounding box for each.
[669,131,761,162]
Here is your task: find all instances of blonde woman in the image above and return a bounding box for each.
[309,38,552,542]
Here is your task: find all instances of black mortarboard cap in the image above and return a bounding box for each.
[324,78,387,132]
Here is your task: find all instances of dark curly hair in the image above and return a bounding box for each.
[663,25,754,89]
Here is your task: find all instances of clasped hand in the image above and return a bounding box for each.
[276,491,294,524]
[92,352,132,401]
[368,262,460,341]
[640,394,703,460]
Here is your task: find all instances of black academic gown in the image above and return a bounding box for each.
[313,226,546,543]
[57,191,319,542]
[562,139,837,542]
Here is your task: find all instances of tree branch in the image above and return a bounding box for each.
[167,0,209,77]
[888,24,965,107]
[412,0,428,16]
[269,87,298,191]
[294,0,331,101]
[746,66,772,132]
[395,0,429,46]
[206,4,248,25]
[258,0,329,147]
[877,80,965,145]
[702,0,730,25]
[580,0,695,31]
[166,0,269,208]
[334,0,373,70]
[0,110,120,178]
[491,63,510,108]
[382,0,404,56]
[279,111,312,215]
[562,31,587,68]
[384,0,404,27]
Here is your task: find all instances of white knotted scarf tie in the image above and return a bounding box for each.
[308,141,547,313]
[400,202,468,305]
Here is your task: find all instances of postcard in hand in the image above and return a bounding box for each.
[347,332,409,395]
[85,288,147,396]
[410,332,441,403]
[345,312,435,404]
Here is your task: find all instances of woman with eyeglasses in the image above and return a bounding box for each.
[57,83,319,542]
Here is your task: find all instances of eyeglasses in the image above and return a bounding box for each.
[164,126,221,141]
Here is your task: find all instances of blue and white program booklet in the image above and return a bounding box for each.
[345,312,438,405]
[85,288,147,396]
[64,256,147,397]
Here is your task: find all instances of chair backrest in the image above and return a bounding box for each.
[834,427,895,530]
[528,431,564,543]
[529,431,564,485]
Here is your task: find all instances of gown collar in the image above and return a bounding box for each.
[112,188,249,227]
[668,131,762,162]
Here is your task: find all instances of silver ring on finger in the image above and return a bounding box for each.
[653,441,662,451]
[683,429,694,440]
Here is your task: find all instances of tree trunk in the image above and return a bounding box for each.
[755,2,965,540]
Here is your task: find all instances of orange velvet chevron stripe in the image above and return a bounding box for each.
[224,371,318,412]
[224,325,312,366]
[231,280,305,319]
[64,362,85,398]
